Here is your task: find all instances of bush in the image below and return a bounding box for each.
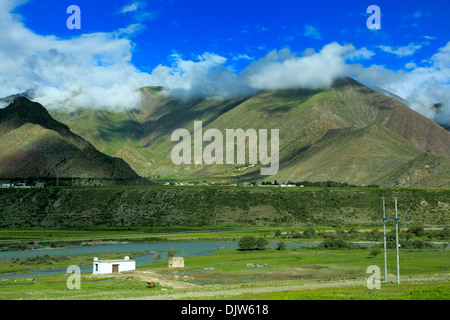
[166,249,178,257]
[255,237,269,250]
[276,241,286,250]
[238,236,256,250]
[348,227,359,239]
[433,227,450,240]
[238,236,268,250]
[368,229,382,241]
[317,238,350,249]
[291,231,302,239]
[414,239,425,251]
[408,225,425,237]
[303,227,316,238]
[369,246,382,257]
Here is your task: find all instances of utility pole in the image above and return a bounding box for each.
[382,197,388,282]
[372,197,409,285]
[394,197,400,284]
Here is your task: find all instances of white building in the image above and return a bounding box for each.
[168,257,185,268]
[0,183,13,188]
[93,256,136,275]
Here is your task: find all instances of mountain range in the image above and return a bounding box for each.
[0,97,151,186]
[1,77,449,187]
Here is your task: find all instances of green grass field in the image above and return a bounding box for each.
[0,224,448,300]
[0,245,448,300]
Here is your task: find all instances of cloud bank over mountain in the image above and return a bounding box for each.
[0,0,150,110]
[147,42,450,127]
[1,0,449,127]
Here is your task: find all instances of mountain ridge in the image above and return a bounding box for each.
[47,77,450,187]
[0,98,152,186]
[2,78,449,187]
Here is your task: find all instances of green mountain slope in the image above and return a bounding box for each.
[49,78,450,187]
[0,98,152,186]
[271,124,423,185]
[378,152,450,188]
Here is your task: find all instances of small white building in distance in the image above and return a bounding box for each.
[168,257,184,268]
[93,256,136,275]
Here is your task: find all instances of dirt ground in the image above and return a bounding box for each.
[124,270,450,300]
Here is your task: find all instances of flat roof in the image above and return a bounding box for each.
[94,259,135,263]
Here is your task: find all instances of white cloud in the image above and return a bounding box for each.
[146,53,255,100]
[144,43,360,100]
[2,0,450,127]
[346,47,376,61]
[121,2,140,13]
[142,40,450,127]
[405,62,417,69]
[303,25,322,40]
[378,42,422,57]
[119,1,158,22]
[232,54,254,61]
[0,0,151,110]
[242,43,353,91]
[350,42,450,126]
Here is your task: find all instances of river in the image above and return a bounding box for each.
[0,240,320,279]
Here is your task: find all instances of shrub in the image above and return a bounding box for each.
[291,231,302,239]
[369,246,382,257]
[408,225,425,237]
[238,236,268,250]
[318,238,350,249]
[255,237,268,250]
[166,249,178,257]
[238,236,256,250]
[276,241,286,250]
[303,227,316,238]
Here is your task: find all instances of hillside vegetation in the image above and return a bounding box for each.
[0,187,448,229]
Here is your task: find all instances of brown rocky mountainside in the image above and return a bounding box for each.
[0,97,152,186]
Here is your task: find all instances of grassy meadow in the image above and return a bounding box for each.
[0,225,448,300]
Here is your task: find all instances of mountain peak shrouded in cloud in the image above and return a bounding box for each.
[146,43,357,100]
[1,0,450,128]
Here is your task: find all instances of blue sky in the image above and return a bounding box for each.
[2,0,450,125]
[12,0,449,72]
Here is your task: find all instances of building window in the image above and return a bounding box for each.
[95,264,98,272]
